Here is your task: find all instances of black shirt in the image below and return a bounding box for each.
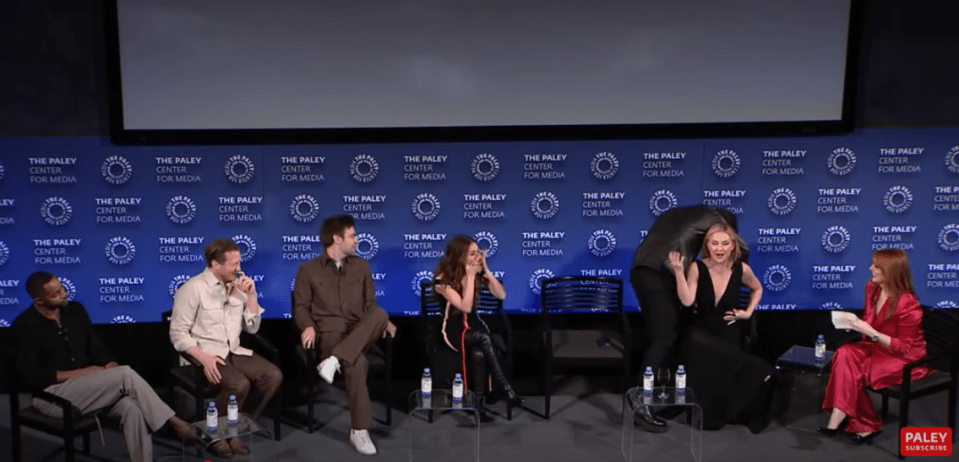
[11,301,114,391]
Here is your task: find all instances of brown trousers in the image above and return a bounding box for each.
[209,352,283,420]
[316,307,389,430]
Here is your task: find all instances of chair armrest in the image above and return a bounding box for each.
[32,390,85,419]
[33,390,74,409]
[836,332,862,347]
[903,352,953,376]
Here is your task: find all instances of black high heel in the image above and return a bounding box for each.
[847,430,882,445]
[816,427,839,437]
[817,416,847,437]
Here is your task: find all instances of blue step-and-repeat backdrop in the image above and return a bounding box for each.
[1,128,957,325]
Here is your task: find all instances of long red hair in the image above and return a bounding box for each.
[868,249,916,320]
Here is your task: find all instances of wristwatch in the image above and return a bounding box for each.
[869,333,880,342]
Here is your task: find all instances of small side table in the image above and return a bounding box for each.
[408,390,480,462]
[184,413,266,461]
[775,345,835,431]
[623,387,703,462]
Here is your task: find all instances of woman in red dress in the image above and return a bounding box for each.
[819,249,930,444]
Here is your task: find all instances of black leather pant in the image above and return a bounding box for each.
[463,330,511,395]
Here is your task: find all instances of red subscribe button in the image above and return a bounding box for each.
[901,427,952,456]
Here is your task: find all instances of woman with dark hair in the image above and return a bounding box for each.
[819,249,930,444]
[670,223,779,432]
[433,235,523,410]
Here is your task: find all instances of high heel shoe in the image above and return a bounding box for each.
[817,416,847,437]
[500,384,525,407]
[847,430,882,445]
[816,427,839,437]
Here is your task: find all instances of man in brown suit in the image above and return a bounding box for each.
[293,214,396,455]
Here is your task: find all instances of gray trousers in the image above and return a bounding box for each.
[34,365,175,462]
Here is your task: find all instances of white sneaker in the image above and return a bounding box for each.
[349,428,377,455]
[317,356,340,384]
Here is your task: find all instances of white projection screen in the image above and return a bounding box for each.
[107,0,859,143]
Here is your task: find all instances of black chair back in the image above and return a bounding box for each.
[921,306,959,371]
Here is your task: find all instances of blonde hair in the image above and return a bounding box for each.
[701,223,742,263]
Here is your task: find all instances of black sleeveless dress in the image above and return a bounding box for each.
[680,261,778,432]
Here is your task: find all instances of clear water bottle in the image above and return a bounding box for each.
[452,373,464,401]
[206,402,218,432]
[227,394,239,425]
[815,334,826,360]
[675,365,687,394]
[421,368,432,395]
[643,367,654,393]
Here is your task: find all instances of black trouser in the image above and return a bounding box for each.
[463,330,511,395]
[631,266,681,382]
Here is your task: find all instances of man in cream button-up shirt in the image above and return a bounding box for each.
[170,238,282,458]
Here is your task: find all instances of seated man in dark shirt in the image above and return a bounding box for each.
[12,271,196,462]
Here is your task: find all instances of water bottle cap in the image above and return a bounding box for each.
[455,373,462,378]
[645,366,652,372]
[229,395,236,400]
[677,365,685,372]
[424,368,430,373]
[209,402,216,408]
[817,334,824,339]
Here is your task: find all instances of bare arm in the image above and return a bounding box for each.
[55,365,107,383]
[669,251,697,306]
[435,274,477,314]
[737,262,763,319]
[479,252,506,300]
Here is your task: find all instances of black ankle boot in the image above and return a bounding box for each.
[634,405,668,433]
[500,384,524,406]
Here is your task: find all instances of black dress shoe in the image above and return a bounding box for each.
[816,427,839,437]
[847,430,881,445]
[634,405,668,433]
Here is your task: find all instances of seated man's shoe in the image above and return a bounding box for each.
[168,416,197,440]
[228,438,250,455]
[350,429,377,455]
[317,356,341,384]
[634,405,668,433]
[209,440,233,459]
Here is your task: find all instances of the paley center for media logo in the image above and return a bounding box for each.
[350,154,379,183]
[355,233,379,260]
[712,149,741,178]
[767,188,797,216]
[528,268,555,295]
[648,190,677,216]
[591,152,619,180]
[588,229,616,258]
[471,153,500,181]
[474,231,499,258]
[167,196,196,224]
[412,193,441,221]
[41,197,72,226]
[411,270,434,297]
[105,236,136,265]
[530,192,560,219]
[101,155,133,185]
[290,194,320,223]
[827,147,857,176]
[225,155,255,183]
